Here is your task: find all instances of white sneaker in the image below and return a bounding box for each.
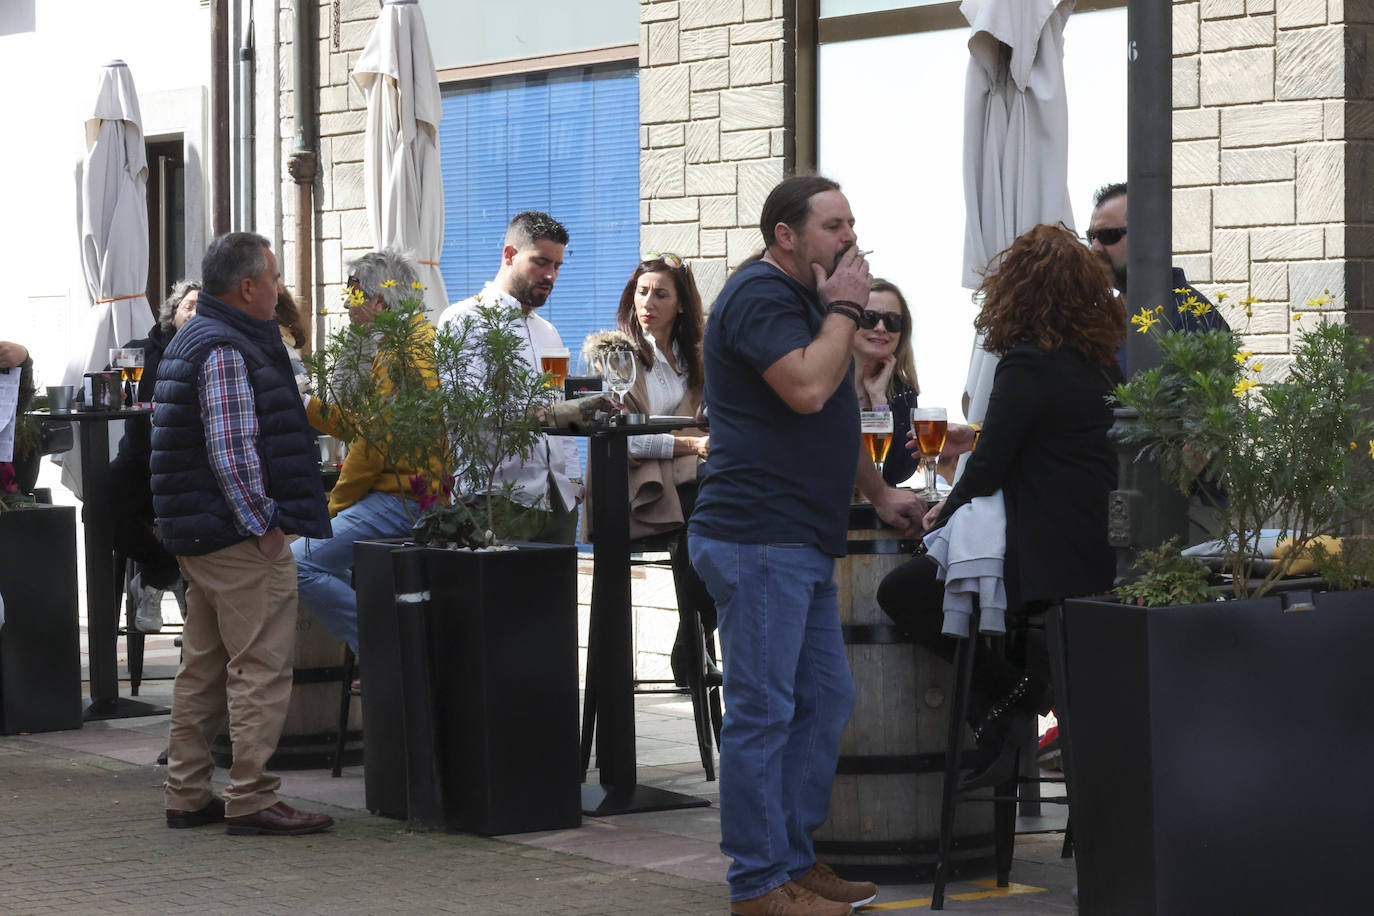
[128,572,165,633]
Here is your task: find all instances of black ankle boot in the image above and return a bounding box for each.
[962,675,1043,790]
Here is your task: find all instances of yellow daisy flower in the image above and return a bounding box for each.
[1232,378,1259,397]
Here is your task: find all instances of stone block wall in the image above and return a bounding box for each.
[1175,0,1364,371]
[640,0,791,308]
[278,0,376,343]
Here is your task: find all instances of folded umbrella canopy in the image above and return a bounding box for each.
[958,0,1075,478]
[61,60,152,497]
[352,0,449,318]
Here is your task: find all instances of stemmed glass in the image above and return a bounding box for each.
[600,350,638,413]
[860,408,894,477]
[108,347,145,407]
[911,406,948,500]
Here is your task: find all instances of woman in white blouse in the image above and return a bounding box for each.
[615,253,717,686]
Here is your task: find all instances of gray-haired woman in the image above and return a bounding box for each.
[110,279,201,632]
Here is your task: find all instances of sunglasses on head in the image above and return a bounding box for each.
[857,310,903,332]
[1086,226,1127,246]
[642,251,684,269]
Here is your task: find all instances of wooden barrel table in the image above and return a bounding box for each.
[211,605,363,770]
[813,505,995,881]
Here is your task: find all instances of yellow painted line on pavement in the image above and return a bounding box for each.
[860,880,1046,911]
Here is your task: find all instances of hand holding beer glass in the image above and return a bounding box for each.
[911,406,947,499]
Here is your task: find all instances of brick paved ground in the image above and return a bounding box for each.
[1,738,724,915]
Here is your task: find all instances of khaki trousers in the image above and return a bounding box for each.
[164,538,298,817]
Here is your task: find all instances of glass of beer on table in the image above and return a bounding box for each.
[911,406,947,500]
[860,406,894,476]
[540,346,571,395]
[109,348,145,407]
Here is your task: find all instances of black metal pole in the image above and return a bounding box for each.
[392,547,446,830]
[1111,0,1189,575]
[1125,0,1171,373]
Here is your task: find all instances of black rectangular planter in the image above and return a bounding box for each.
[1,505,83,734]
[355,539,581,835]
[355,539,410,819]
[1059,592,1374,915]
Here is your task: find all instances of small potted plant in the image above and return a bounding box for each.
[1057,292,1374,914]
[309,291,583,835]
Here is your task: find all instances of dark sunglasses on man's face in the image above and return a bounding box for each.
[1086,226,1127,246]
[857,310,903,333]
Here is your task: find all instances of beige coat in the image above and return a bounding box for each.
[581,366,705,542]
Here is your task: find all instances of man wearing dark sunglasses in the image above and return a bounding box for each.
[1090,182,1228,373]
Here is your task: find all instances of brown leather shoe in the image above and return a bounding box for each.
[793,863,878,907]
[731,881,852,916]
[166,798,226,829]
[225,801,334,836]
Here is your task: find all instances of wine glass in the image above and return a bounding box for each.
[125,348,145,406]
[911,406,948,500]
[601,350,637,412]
[860,408,894,477]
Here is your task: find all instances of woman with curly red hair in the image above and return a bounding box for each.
[878,223,1125,788]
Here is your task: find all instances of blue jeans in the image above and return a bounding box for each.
[688,535,856,902]
[292,491,412,654]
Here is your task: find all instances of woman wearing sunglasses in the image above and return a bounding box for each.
[851,278,922,486]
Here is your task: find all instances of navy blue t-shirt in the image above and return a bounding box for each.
[690,259,861,557]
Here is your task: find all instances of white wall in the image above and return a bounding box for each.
[0,0,211,389]
[818,7,1127,418]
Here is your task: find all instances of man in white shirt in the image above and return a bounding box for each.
[438,211,582,544]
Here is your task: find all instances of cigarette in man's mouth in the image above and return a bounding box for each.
[858,249,873,257]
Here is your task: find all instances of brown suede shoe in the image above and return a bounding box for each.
[166,798,226,829]
[793,863,878,907]
[731,881,853,916]
[225,801,334,836]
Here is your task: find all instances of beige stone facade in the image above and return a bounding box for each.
[275,0,1373,354]
[639,0,790,307]
[1174,0,1371,372]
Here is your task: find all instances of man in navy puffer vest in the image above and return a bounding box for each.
[151,232,334,836]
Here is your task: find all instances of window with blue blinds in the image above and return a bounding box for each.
[437,63,640,360]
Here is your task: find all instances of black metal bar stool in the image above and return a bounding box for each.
[580,527,722,781]
[931,601,1071,909]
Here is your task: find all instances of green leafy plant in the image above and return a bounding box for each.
[1309,536,1374,591]
[1115,538,1215,607]
[308,291,556,548]
[1116,291,1374,598]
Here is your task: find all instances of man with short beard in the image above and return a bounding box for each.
[690,176,924,916]
[1088,182,1229,374]
[438,211,581,543]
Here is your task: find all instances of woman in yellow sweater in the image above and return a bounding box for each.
[292,249,440,654]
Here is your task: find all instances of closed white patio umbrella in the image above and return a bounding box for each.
[352,0,448,318]
[61,59,152,496]
[959,0,1075,447]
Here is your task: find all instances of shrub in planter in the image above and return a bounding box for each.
[310,290,581,834]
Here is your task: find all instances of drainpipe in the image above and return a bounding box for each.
[238,18,255,232]
[211,0,231,236]
[288,0,318,356]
